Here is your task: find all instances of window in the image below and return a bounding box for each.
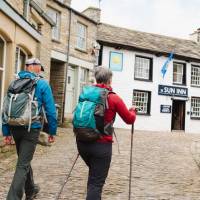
[134,56,153,81]
[191,65,200,86]
[191,97,200,118]
[133,90,151,115]
[47,8,61,40]
[77,22,87,50]
[173,62,186,85]
[0,36,6,108]
[15,47,27,75]
[80,68,89,93]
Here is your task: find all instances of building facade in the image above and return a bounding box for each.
[0,0,99,124]
[98,23,200,134]
[45,1,98,122]
[0,0,53,110]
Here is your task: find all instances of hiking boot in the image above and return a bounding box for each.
[25,184,40,200]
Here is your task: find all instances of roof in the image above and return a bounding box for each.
[97,23,200,62]
[53,0,98,25]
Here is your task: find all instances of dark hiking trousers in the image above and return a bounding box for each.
[7,127,40,200]
[77,141,112,200]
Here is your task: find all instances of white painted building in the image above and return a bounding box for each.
[97,23,200,133]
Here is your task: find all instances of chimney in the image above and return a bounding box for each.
[82,7,101,23]
[64,0,71,6]
[189,28,200,42]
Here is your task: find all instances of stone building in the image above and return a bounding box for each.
[97,23,200,133]
[45,1,99,122]
[0,0,53,109]
[0,0,99,124]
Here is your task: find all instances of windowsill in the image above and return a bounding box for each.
[191,84,200,88]
[75,47,88,54]
[172,83,187,87]
[134,78,153,82]
[190,117,200,120]
[52,39,61,44]
[136,113,151,116]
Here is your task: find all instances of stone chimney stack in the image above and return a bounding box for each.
[65,0,72,6]
[189,28,200,43]
[82,7,101,23]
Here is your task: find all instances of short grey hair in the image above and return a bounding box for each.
[94,66,113,84]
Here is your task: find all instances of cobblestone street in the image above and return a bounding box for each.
[1,128,200,200]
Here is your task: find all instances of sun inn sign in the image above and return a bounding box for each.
[158,85,188,97]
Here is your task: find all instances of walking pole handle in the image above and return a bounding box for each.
[131,124,134,134]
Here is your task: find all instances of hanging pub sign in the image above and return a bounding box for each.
[158,84,188,97]
[160,105,171,113]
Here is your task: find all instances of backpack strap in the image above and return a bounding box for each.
[28,76,41,132]
[105,90,115,110]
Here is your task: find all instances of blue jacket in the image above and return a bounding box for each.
[2,71,57,136]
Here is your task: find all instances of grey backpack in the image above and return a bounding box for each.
[2,77,41,131]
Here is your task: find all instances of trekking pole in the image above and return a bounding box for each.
[55,153,79,200]
[128,123,134,200]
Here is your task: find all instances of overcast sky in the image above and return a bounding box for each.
[71,0,200,39]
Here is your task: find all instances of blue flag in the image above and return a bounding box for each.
[161,52,174,78]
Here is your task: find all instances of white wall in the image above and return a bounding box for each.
[102,46,200,133]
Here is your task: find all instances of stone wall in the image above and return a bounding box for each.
[39,22,52,80]
[7,0,24,16]
[50,61,66,122]
[47,0,69,55]
[69,13,97,64]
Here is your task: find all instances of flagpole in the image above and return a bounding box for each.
[98,0,101,9]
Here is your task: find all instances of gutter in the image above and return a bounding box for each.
[62,9,72,123]
[30,0,55,27]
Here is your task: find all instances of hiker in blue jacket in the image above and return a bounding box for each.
[2,58,57,200]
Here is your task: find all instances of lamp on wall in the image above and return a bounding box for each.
[91,42,100,56]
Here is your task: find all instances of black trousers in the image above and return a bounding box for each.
[7,127,40,200]
[77,141,112,200]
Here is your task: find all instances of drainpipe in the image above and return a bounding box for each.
[62,9,72,123]
[23,0,30,20]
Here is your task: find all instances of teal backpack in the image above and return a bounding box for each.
[73,85,114,142]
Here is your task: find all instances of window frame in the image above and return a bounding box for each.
[173,62,186,86]
[80,67,89,93]
[47,7,61,41]
[134,55,153,82]
[191,96,200,119]
[0,35,6,109]
[191,64,200,87]
[15,46,28,76]
[133,89,151,115]
[76,22,87,51]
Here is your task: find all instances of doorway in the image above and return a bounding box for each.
[171,100,185,131]
[65,66,76,114]
[0,36,5,109]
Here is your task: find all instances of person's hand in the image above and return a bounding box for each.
[129,106,137,112]
[4,136,13,145]
[48,135,55,143]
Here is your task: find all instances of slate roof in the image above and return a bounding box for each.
[97,23,200,62]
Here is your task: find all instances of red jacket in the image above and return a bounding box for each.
[95,84,136,143]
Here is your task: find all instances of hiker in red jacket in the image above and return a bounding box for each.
[76,66,136,200]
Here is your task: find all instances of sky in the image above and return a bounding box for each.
[71,0,200,39]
